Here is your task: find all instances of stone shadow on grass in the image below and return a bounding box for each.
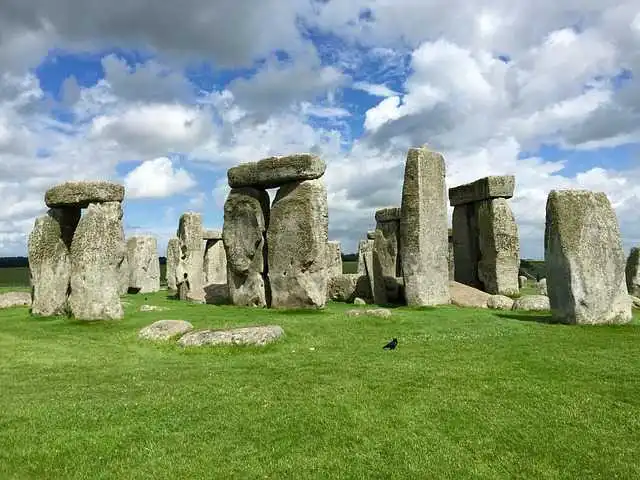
[494,312,557,324]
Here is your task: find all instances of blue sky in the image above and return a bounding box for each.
[0,0,639,259]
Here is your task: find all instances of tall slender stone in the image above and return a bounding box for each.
[126,235,160,293]
[166,237,180,291]
[326,241,343,278]
[447,228,454,280]
[357,239,374,275]
[626,247,640,297]
[204,239,227,285]
[400,147,450,306]
[545,190,631,324]
[452,204,481,288]
[372,207,401,304]
[176,213,205,303]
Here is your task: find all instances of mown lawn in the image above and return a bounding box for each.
[1,286,639,479]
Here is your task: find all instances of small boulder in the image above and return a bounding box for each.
[513,295,550,312]
[353,297,367,305]
[449,281,489,308]
[327,274,370,303]
[178,325,284,347]
[487,295,514,310]
[0,291,31,309]
[139,320,194,341]
[346,308,391,318]
[45,181,124,208]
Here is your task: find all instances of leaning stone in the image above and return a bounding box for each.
[400,147,450,306]
[203,239,227,286]
[448,175,515,207]
[366,230,376,240]
[28,209,73,316]
[228,154,326,189]
[512,295,550,312]
[357,239,374,274]
[537,278,548,296]
[222,188,270,307]
[626,247,640,297]
[126,235,160,293]
[268,179,328,309]
[519,275,528,288]
[346,308,391,318]
[166,237,180,291]
[487,295,514,310]
[374,207,401,223]
[139,320,193,341]
[178,325,284,347]
[326,241,343,279]
[176,212,206,303]
[202,229,222,240]
[0,292,31,309]
[327,274,371,302]
[545,190,631,324]
[68,202,125,320]
[449,281,490,309]
[45,181,124,208]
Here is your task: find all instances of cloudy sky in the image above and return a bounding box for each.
[1,0,639,259]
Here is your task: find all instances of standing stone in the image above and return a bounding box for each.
[28,208,77,316]
[166,237,180,291]
[626,247,640,297]
[68,202,125,320]
[448,228,454,281]
[326,241,343,278]
[357,239,374,275]
[518,275,528,289]
[118,254,129,295]
[372,207,401,304]
[400,147,450,306]
[223,188,270,307]
[203,239,227,285]
[268,179,328,309]
[176,213,205,303]
[126,235,160,293]
[545,190,631,324]
[452,203,481,288]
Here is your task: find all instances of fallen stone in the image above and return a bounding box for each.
[202,229,222,241]
[512,295,550,312]
[487,295,514,310]
[0,292,31,309]
[178,325,284,347]
[346,308,391,318]
[166,237,180,291]
[545,190,631,324]
[353,297,367,305]
[139,320,193,341]
[326,241,343,278]
[448,175,515,207]
[268,179,328,309]
[45,181,124,208]
[126,235,160,294]
[537,278,548,296]
[327,274,371,302]
[374,207,401,223]
[139,304,167,312]
[176,212,205,303]
[203,239,227,286]
[400,147,450,306]
[449,281,490,309]
[626,247,640,297]
[227,154,326,189]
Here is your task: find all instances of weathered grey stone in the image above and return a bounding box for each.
[228,154,326,189]
[449,281,490,309]
[372,214,401,305]
[28,209,74,316]
[45,181,124,208]
[512,295,550,312]
[176,212,205,303]
[400,147,450,306]
[366,230,376,240]
[166,238,180,291]
[545,190,631,324]
[126,235,160,293]
[178,325,284,347]
[518,275,528,288]
[204,283,230,305]
[327,274,371,302]
[357,239,374,274]
[268,179,328,309]
[626,247,640,297]
[139,304,167,312]
[68,202,125,320]
[0,292,31,309]
[353,297,367,305]
[346,308,391,318]
[630,295,640,309]
[203,239,227,286]
[222,188,270,307]
[326,241,343,278]
[202,229,222,240]
[448,176,515,207]
[476,198,520,296]
[537,278,548,296]
[448,228,454,281]
[139,320,193,341]
[452,204,481,289]
[487,295,514,310]
[363,247,376,303]
[118,254,129,295]
[374,207,401,223]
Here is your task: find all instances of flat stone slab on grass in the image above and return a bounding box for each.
[513,295,550,311]
[227,154,326,189]
[346,308,391,318]
[0,292,31,309]
[178,325,284,347]
[139,304,167,312]
[139,320,194,341]
[448,175,515,206]
[45,181,124,208]
[449,281,488,308]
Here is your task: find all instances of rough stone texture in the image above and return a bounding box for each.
[630,295,640,309]
[139,304,167,312]
[203,239,227,286]
[452,204,481,289]
[519,275,528,288]
[512,295,550,312]
[374,207,401,223]
[487,295,514,310]
[126,235,160,293]
[449,281,490,309]
[68,202,125,320]
[327,274,371,302]
[476,198,520,296]
[354,297,367,305]
[357,239,374,274]
[363,248,376,303]
[372,217,401,305]
[626,247,640,296]
[45,181,124,208]
[545,190,631,324]
[202,229,222,240]
[448,175,515,206]
[537,278,548,296]
[326,241,343,278]
[0,292,31,309]
[28,209,74,316]
[223,188,270,307]
[139,320,193,341]
[228,154,326,189]
[166,238,180,291]
[204,283,230,305]
[448,228,454,281]
[178,325,284,347]
[118,254,129,295]
[176,212,205,303]
[400,147,450,306]
[268,179,328,309]
[346,308,391,318]
[366,231,376,240]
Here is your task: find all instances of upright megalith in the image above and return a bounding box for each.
[372,207,401,304]
[449,175,519,296]
[326,241,343,278]
[228,154,326,189]
[626,247,640,297]
[176,212,205,303]
[203,238,227,286]
[68,202,125,320]
[447,228,454,280]
[268,179,329,308]
[400,147,450,306]
[118,255,129,295]
[126,235,160,293]
[545,190,631,324]
[166,238,180,290]
[357,238,374,274]
[223,188,270,307]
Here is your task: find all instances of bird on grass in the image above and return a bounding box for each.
[383,338,398,350]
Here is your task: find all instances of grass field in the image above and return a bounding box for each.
[1,267,639,479]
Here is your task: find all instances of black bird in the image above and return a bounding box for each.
[383,338,398,350]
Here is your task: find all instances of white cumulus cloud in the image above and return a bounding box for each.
[124,157,197,199]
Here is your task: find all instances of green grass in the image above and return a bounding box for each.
[1,285,639,479]
[342,261,358,274]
